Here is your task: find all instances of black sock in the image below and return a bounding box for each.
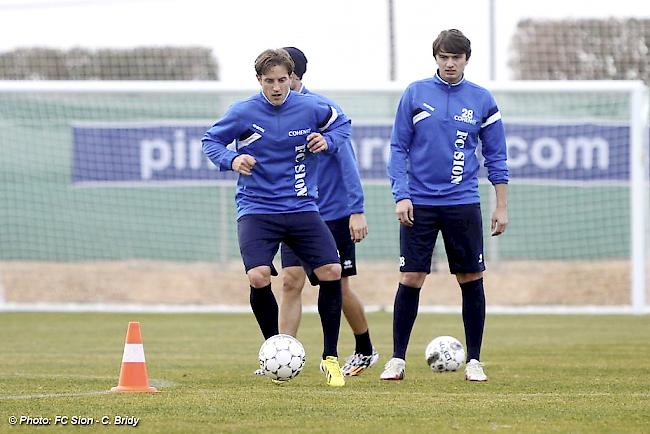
[249,284,278,340]
[460,278,486,362]
[354,330,373,356]
[393,283,421,360]
[318,279,342,359]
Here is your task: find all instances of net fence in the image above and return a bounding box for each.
[0,81,648,311]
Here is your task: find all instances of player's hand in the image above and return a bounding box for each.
[232,154,256,176]
[396,199,414,227]
[491,206,508,236]
[349,213,368,243]
[306,133,328,153]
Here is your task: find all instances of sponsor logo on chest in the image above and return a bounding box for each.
[453,108,478,125]
[289,128,312,137]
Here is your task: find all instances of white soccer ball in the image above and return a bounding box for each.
[258,334,306,381]
[425,336,466,372]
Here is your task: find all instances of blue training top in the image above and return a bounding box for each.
[388,73,509,206]
[202,90,351,218]
[300,86,365,221]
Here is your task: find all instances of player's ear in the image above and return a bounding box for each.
[256,75,262,85]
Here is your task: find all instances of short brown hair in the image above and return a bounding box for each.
[432,29,471,60]
[254,49,294,76]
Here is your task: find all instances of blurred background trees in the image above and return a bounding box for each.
[0,46,219,80]
[511,18,649,83]
[1,18,648,83]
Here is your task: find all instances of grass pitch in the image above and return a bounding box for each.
[1,312,649,433]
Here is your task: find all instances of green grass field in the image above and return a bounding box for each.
[1,312,649,433]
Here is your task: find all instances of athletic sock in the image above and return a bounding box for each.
[354,330,373,356]
[460,278,486,362]
[249,284,278,340]
[318,279,342,359]
[392,283,421,360]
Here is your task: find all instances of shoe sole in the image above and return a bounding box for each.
[343,367,365,376]
[380,373,404,381]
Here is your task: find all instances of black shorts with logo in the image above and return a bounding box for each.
[237,211,339,276]
[281,215,356,286]
[399,203,485,274]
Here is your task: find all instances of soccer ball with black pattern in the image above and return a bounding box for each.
[425,336,466,372]
[258,334,306,381]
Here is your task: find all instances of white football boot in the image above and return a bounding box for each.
[379,357,406,381]
[464,359,488,382]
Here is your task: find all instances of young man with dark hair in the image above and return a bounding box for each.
[202,48,351,387]
[381,29,509,382]
[278,47,379,376]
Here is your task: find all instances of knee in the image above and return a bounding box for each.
[282,268,306,294]
[247,266,271,288]
[314,263,341,281]
[400,272,426,288]
[456,272,483,285]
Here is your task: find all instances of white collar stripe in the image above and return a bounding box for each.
[260,91,290,106]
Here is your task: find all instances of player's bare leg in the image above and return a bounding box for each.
[341,277,367,334]
[279,266,306,337]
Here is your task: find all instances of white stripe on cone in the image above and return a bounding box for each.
[121,344,146,363]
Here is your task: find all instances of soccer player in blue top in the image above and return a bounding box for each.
[380,29,509,382]
[277,47,379,376]
[202,48,351,387]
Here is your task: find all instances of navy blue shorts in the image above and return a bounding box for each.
[399,204,485,274]
[281,216,356,285]
[237,211,339,275]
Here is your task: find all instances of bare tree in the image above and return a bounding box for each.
[510,18,649,84]
[0,46,220,80]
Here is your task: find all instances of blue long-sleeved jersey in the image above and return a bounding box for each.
[300,86,364,221]
[202,91,351,218]
[388,73,508,206]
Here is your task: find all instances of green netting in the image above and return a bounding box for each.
[0,86,640,264]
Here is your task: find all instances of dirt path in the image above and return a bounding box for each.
[1,260,631,306]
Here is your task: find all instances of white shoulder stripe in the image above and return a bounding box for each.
[412,111,431,125]
[237,132,262,149]
[481,111,501,128]
[319,106,339,132]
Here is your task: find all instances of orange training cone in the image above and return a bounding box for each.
[111,321,158,393]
